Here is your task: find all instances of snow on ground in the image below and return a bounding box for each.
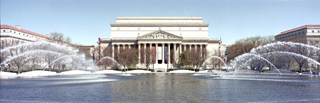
[0,71,18,79]
[60,70,91,75]
[95,70,123,74]
[170,70,195,73]
[18,70,57,78]
[125,70,151,73]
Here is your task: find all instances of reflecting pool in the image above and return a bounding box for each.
[1,73,320,102]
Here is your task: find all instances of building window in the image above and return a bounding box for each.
[312,30,314,33]
[10,31,11,32]
[299,32,300,34]
[318,30,320,33]
[2,30,5,32]
[302,31,304,34]
[14,32,16,33]
[295,33,297,36]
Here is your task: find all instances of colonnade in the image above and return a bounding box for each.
[111,43,207,67]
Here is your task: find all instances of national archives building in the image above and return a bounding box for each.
[99,17,220,69]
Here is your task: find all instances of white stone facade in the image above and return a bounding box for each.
[0,25,51,42]
[275,25,320,44]
[100,17,220,69]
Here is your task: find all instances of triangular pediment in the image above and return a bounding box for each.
[138,30,183,40]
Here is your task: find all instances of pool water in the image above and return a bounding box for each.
[1,73,320,102]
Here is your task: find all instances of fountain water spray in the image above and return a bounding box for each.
[267,51,320,65]
[250,41,320,53]
[0,50,63,65]
[0,41,78,54]
[95,56,121,69]
[240,51,320,73]
[200,56,227,70]
[231,53,282,75]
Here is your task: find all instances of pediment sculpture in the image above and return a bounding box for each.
[138,30,182,39]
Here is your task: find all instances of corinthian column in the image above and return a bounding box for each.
[138,43,140,64]
[156,43,158,64]
[144,43,146,65]
[162,43,165,64]
[168,43,171,65]
[174,43,176,65]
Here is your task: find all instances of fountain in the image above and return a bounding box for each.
[251,41,320,53]
[0,41,78,54]
[200,56,227,70]
[0,50,63,65]
[95,56,121,67]
[230,41,320,75]
[0,41,99,78]
[230,53,282,75]
[234,51,320,75]
[1,40,319,78]
[38,54,85,76]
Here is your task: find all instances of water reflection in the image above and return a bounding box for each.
[1,74,320,102]
[109,73,210,102]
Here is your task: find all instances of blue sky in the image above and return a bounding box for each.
[1,0,319,45]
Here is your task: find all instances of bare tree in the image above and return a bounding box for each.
[98,46,114,70]
[48,32,72,43]
[1,39,11,71]
[8,40,28,74]
[210,49,224,70]
[180,51,192,69]
[41,45,59,71]
[289,38,317,73]
[309,39,320,69]
[187,47,206,71]
[26,55,41,71]
[228,35,275,62]
[118,48,138,71]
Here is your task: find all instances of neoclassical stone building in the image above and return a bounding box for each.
[0,25,52,42]
[275,25,320,45]
[99,17,220,69]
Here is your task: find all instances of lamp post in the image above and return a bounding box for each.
[153,52,154,72]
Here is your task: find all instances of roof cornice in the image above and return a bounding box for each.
[110,22,209,27]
